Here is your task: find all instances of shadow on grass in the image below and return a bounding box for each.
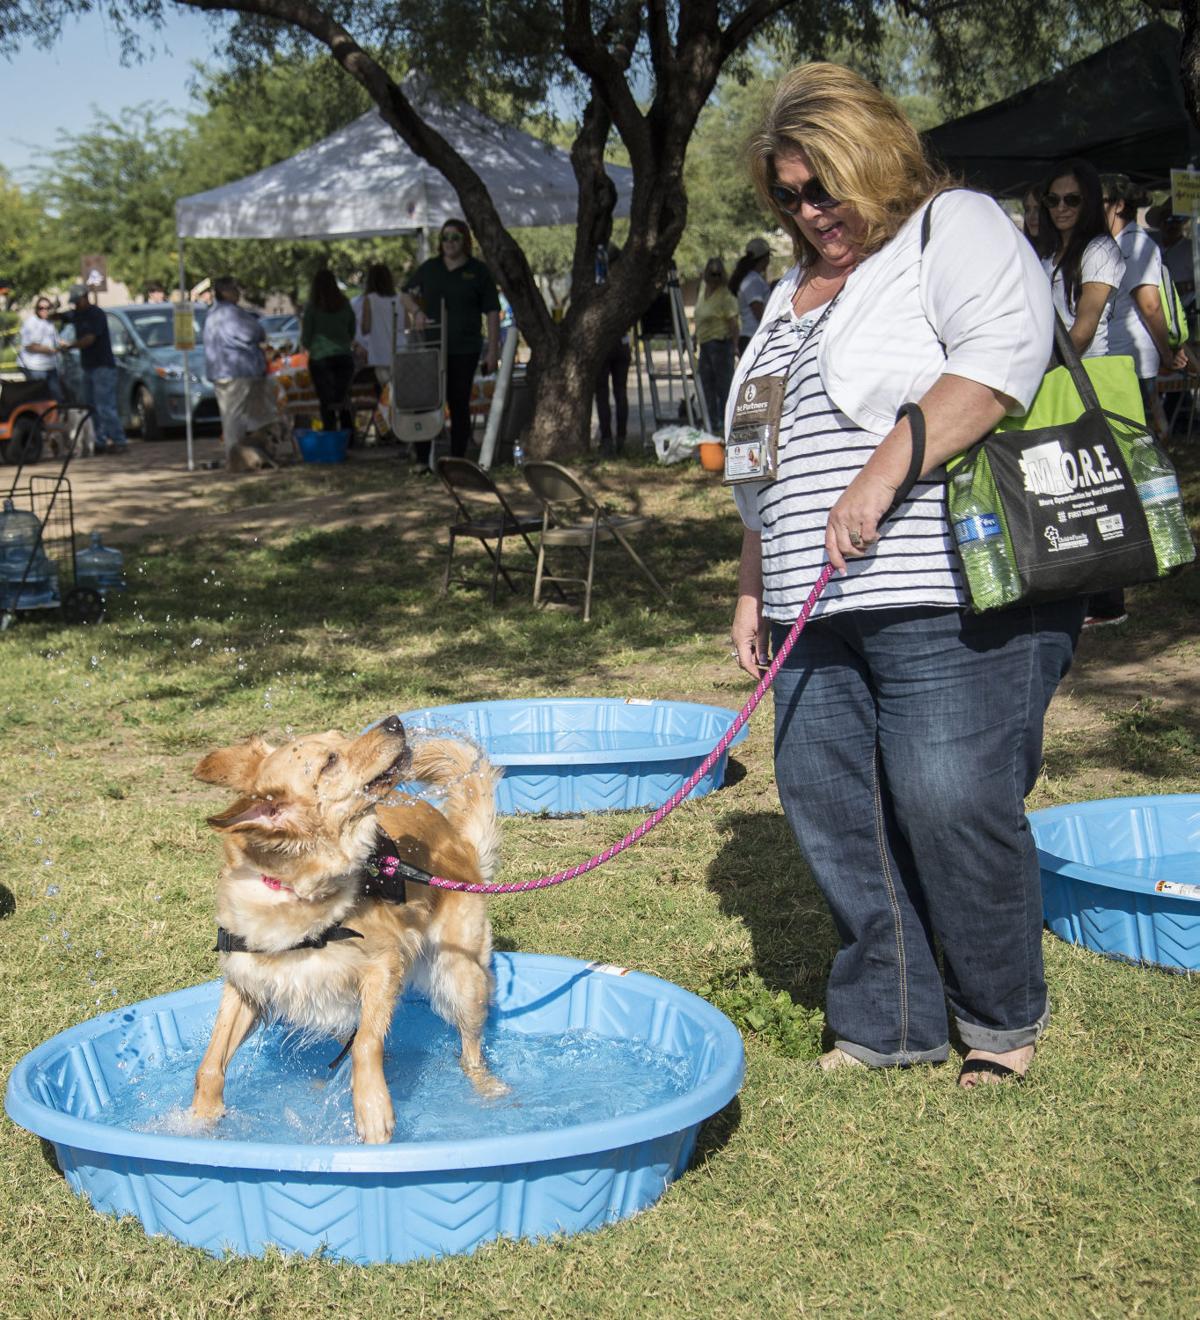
[689,1096,741,1172]
[0,884,14,919]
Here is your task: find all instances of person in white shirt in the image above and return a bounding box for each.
[1037,160,1123,357]
[1102,174,1186,426]
[351,263,419,393]
[729,62,1076,1089]
[729,238,771,353]
[18,296,63,402]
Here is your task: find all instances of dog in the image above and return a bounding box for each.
[45,407,96,459]
[225,418,296,472]
[189,716,506,1143]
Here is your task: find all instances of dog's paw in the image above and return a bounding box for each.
[354,1093,396,1144]
[465,1066,510,1100]
[189,1098,226,1125]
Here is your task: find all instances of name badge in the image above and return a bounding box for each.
[724,375,785,485]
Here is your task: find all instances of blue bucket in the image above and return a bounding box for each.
[297,429,350,464]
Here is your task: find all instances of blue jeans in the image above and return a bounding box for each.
[698,339,734,434]
[84,367,127,450]
[770,599,1082,1067]
[22,366,63,404]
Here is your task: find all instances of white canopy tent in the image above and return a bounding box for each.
[173,80,634,469]
[176,79,634,240]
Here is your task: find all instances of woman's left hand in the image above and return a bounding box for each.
[825,470,898,572]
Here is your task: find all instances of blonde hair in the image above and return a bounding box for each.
[747,63,951,268]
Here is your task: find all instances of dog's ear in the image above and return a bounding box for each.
[194,737,273,791]
[206,795,293,832]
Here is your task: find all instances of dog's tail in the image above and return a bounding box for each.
[406,738,502,884]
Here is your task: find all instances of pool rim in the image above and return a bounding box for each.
[1029,794,1200,902]
[5,952,745,1176]
[390,697,749,767]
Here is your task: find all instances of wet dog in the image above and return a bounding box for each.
[189,717,506,1143]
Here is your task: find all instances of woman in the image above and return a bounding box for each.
[1103,174,1187,427]
[1021,186,1041,248]
[693,256,739,431]
[1039,160,1124,357]
[729,238,771,353]
[352,263,417,393]
[301,269,357,435]
[728,63,1081,1086]
[406,218,501,461]
[18,296,62,402]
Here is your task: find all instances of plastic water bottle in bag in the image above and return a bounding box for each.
[950,470,1021,609]
[1128,436,1194,569]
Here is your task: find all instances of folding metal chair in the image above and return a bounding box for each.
[522,461,667,623]
[435,457,543,603]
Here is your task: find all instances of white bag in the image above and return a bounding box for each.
[652,424,719,466]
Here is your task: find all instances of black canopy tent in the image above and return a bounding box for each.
[923,22,1200,196]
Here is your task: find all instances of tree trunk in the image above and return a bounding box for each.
[1183,0,1200,128]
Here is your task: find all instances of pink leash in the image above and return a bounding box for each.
[401,564,836,895]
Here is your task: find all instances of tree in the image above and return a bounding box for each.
[2,0,1160,456]
[0,168,58,302]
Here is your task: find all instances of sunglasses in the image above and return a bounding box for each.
[768,178,841,213]
[36,304,51,312]
[440,232,463,243]
[1044,192,1082,209]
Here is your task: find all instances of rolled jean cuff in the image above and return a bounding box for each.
[835,1039,950,1069]
[954,999,1050,1053]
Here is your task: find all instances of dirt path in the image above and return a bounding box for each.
[44,438,1199,736]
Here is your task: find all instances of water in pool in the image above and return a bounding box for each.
[93,1002,693,1146]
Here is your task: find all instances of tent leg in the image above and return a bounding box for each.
[178,240,194,473]
[477,328,517,471]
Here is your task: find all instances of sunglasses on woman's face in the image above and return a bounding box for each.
[36,304,51,312]
[441,232,463,243]
[768,178,841,213]
[1044,192,1082,209]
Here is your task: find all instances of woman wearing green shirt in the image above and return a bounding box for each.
[301,269,357,434]
[407,218,501,460]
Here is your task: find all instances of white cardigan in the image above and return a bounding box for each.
[725,190,1053,441]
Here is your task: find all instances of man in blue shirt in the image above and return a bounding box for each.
[60,284,128,454]
[203,276,276,464]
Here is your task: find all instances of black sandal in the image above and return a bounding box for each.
[958,1057,1026,1085]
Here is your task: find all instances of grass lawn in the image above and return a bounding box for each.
[1,446,1198,1318]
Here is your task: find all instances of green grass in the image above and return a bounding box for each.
[1,448,1198,1318]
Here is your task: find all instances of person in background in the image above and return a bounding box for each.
[1038,159,1123,358]
[301,268,357,436]
[729,62,1073,1088]
[693,256,738,432]
[144,282,167,304]
[191,278,215,307]
[1104,174,1186,425]
[1148,206,1195,314]
[57,284,128,454]
[729,237,771,353]
[1022,185,1042,249]
[351,263,419,395]
[204,275,274,464]
[406,218,501,463]
[18,295,63,402]
[593,244,630,456]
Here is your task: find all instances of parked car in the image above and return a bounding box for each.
[58,305,221,441]
[260,313,301,352]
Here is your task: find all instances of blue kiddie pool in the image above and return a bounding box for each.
[391,698,748,816]
[1030,794,1200,971]
[5,954,744,1264]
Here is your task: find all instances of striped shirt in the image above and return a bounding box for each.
[733,301,966,620]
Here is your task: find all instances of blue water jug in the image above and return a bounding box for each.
[0,498,57,610]
[75,532,126,595]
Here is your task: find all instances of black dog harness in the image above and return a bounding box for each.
[212,834,443,1069]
